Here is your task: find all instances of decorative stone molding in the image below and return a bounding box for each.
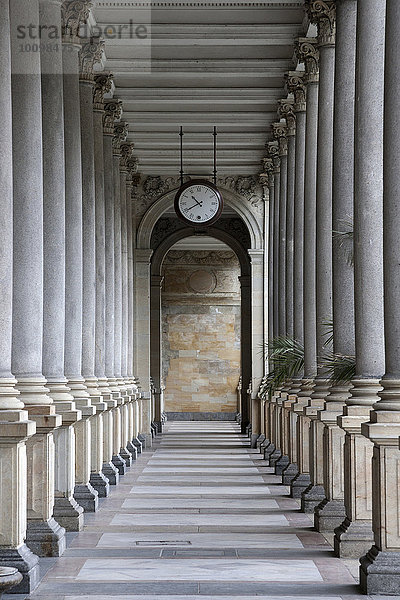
[295,38,319,83]
[103,99,123,135]
[150,216,251,251]
[278,99,296,136]
[93,73,113,110]
[164,250,238,266]
[260,157,274,189]
[62,0,92,41]
[267,142,281,173]
[126,157,139,180]
[79,37,105,82]
[285,71,306,113]
[305,0,336,46]
[218,175,263,214]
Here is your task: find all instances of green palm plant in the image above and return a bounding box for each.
[319,351,356,385]
[260,337,304,397]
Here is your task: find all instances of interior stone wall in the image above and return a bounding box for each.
[162,250,241,416]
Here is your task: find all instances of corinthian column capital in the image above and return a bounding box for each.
[295,38,319,83]
[127,157,139,180]
[113,121,129,154]
[305,0,336,46]
[93,73,113,111]
[285,71,306,112]
[79,37,105,82]
[261,157,274,188]
[273,122,288,156]
[267,141,280,173]
[278,99,296,136]
[103,99,123,135]
[62,0,92,41]
[120,142,135,170]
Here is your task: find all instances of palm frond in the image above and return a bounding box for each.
[260,336,304,395]
[321,320,334,346]
[319,351,356,385]
[333,217,354,266]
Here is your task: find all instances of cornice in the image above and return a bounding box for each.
[95,1,303,8]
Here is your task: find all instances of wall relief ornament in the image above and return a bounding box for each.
[164,250,238,266]
[62,0,92,40]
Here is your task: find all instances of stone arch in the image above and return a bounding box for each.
[137,185,263,250]
[150,228,252,432]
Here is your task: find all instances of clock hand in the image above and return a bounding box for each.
[191,195,202,206]
[186,201,203,211]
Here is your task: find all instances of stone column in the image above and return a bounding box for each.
[111,120,129,472]
[119,142,136,465]
[113,121,128,394]
[101,100,121,484]
[326,0,365,557]
[294,38,324,512]
[337,0,385,562]
[248,249,265,448]
[75,38,109,512]
[264,157,275,346]
[267,142,280,338]
[0,0,38,591]
[302,1,345,533]
[88,73,115,498]
[360,0,400,594]
[279,100,295,339]
[278,98,298,483]
[285,73,307,487]
[134,249,154,447]
[22,0,68,558]
[93,72,113,401]
[273,123,287,338]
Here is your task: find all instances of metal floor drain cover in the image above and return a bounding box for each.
[136,541,192,546]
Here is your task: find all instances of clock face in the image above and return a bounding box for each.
[175,180,223,225]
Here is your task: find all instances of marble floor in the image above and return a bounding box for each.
[8,421,383,600]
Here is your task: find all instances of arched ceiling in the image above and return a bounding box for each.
[91,1,305,175]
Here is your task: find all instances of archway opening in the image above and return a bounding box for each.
[161,236,242,421]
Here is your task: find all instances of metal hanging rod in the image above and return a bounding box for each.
[178,127,218,183]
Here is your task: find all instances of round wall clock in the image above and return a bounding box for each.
[174,179,223,226]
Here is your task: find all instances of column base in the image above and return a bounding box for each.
[290,472,311,498]
[314,498,346,532]
[256,434,265,448]
[263,442,275,463]
[301,484,326,513]
[269,448,282,467]
[0,544,39,594]
[53,496,84,531]
[102,461,119,485]
[274,454,289,475]
[120,447,133,467]
[25,518,66,557]
[132,437,143,454]
[360,545,400,596]
[334,517,374,558]
[127,441,138,459]
[260,438,270,451]
[138,433,152,448]
[282,462,299,485]
[112,454,127,475]
[73,483,99,512]
[250,433,259,448]
[89,471,110,498]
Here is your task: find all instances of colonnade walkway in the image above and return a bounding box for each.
[9,422,379,600]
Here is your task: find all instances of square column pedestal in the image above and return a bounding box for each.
[0,412,39,594]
